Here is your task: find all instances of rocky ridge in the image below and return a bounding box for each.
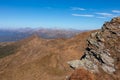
[68,17,120,80]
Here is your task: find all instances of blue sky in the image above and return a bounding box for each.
[0,0,120,30]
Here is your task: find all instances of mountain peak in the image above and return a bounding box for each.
[111,17,120,23]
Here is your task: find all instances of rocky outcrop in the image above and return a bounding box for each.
[68,17,120,78]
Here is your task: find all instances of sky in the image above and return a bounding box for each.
[0,0,120,30]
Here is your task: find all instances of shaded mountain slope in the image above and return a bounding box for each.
[0,30,93,80]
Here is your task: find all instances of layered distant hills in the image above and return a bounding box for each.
[0,28,84,42]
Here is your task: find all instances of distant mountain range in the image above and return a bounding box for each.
[0,28,85,42]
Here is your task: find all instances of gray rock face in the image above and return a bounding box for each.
[68,17,120,74]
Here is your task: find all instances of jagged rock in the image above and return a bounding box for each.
[67,60,82,69]
[67,59,99,73]
[68,17,120,75]
[102,64,115,74]
[111,17,120,23]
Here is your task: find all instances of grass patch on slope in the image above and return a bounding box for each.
[0,44,17,58]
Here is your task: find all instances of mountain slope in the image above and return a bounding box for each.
[0,30,92,80]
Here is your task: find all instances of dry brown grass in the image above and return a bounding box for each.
[0,31,94,80]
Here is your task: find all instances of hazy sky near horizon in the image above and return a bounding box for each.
[0,0,120,30]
